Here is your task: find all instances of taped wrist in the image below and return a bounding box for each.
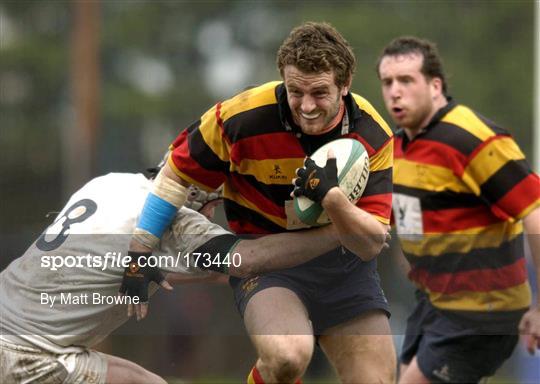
[134,171,188,249]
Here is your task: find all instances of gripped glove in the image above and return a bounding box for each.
[293,157,338,203]
[119,251,165,302]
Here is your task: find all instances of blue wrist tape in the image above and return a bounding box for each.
[137,193,178,238]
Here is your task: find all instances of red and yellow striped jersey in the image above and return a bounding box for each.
[169,81,393,235]
[393,100,539,319]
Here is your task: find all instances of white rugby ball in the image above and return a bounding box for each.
[293,138,370,226]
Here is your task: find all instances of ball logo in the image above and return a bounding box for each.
[347,158,370,201]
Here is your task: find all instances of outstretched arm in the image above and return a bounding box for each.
[229,224,339,278]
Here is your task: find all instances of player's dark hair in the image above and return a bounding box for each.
[376,36,448,96]
[276,22,355,88]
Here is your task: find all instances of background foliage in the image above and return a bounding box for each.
[0,1,537,382]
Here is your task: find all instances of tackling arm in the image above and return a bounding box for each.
[230,224,340,278]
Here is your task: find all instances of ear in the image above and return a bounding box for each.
[341,76,352,96]
[430,77,443,98]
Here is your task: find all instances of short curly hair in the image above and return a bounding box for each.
[276,22,355,88]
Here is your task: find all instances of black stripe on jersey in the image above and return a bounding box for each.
[480,159,532,203]
[405,234,524,273]
[351,112,391,152]
[394,185,482,210]
[223,104,284,143]
[234,172,294,205]
[475,112,510,136]
[422,122,482,156]
[363,168,392,197]
[189,128,229,173]
[186,119,201,133]
[224,199,286,233]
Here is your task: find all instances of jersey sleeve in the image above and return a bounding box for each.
[168,103,231,191]
[356,136,393,225]
[461,134,540,221]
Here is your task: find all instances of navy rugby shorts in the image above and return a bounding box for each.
[401,292,519,383]
[230,247,390,334]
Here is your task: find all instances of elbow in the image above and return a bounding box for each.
[353,230,387,262]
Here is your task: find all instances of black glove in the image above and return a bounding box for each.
[119,251,165,302]
[293,157,338,203]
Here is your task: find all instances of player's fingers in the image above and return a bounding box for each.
[526,334,536,355]
[160,280,173,291]
[304,158,315,168]
[296,167,307,178]
[518,317,528,332]
[140,302,149,319]
[293,187,304,197]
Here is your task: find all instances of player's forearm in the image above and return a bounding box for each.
[321,188,387,261]
[524,206,540,306]
[129,163,190,251]
[231,224,339,277]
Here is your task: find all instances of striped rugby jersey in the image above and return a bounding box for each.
[393,99,540,319]
[168,81,393,235]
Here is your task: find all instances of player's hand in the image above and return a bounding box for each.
[382,226,392,250]
[292,151,338,203]
[118,251,173,321]
[519,307,540,355]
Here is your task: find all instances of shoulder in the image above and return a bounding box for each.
[348,92,393,156]
[350,93,393,137]
[432,104,511,157]
[219,81,282,122]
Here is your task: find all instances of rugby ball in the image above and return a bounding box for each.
[293,138,369,226]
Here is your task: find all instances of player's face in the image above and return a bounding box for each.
[283,65,349,135]
[378,53,439,132]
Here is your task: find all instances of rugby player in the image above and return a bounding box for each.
[377,36,540,383]
[0,171,348,384]
[128,22,396,384]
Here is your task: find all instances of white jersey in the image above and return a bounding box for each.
[0,173,230,354]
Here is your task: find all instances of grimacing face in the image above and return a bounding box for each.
[283,65,350,135]
[378,53,441,133]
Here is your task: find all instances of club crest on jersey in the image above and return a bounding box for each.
[269,164,288,181]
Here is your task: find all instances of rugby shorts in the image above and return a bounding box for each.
[0,338,107,384]
[400,292,519,383]
[231,247,390,334]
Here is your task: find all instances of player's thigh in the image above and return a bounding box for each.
[104,353,166,384]
[399,357,430,384]
[319,309,396,384]
[244,287,314,362]
[0,340,108,384]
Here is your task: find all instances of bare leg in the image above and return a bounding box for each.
[398,356,430,384]
[319,310,396,384]
[244,287,314,383]
[104,353,166,384]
